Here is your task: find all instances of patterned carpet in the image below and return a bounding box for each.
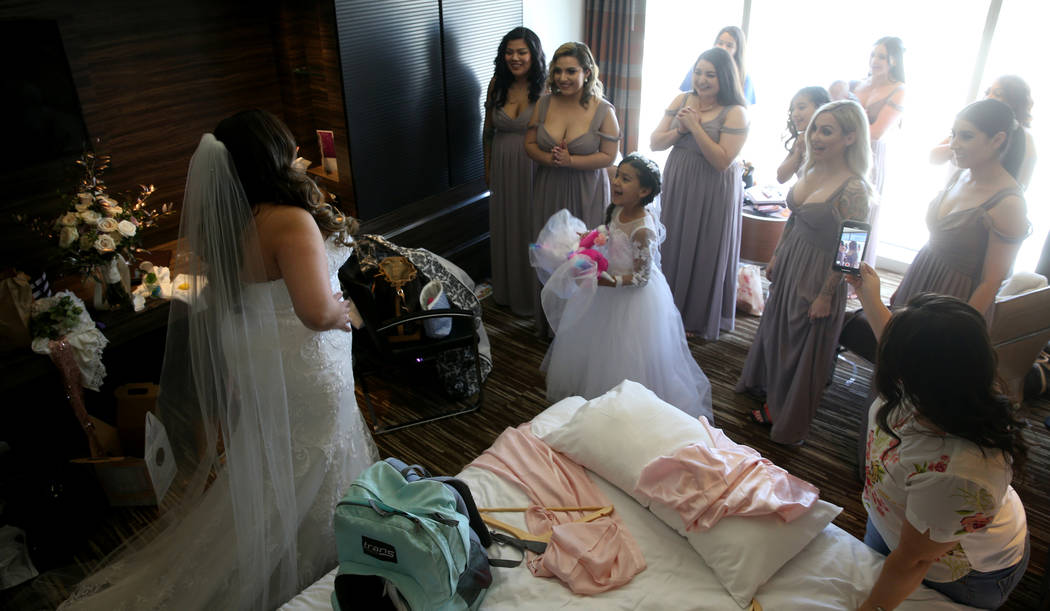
[5,272,1048,609]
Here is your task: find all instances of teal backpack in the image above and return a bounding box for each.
[333,459,515,611]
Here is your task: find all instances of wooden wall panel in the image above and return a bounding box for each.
[272,0,356,215]
[0,0,289,248]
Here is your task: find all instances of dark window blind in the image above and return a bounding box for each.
[334,0,521,220]
[441,0,522,185]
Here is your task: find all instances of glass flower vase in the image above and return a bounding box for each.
[91,257,132,311]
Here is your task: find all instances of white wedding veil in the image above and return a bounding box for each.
[59,133,302,610]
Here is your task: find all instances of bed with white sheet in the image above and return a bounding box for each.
[282,383,976,611]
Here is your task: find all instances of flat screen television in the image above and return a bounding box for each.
[0,19,90,175]
[0,19,91,270]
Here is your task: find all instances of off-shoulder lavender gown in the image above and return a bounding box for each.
[862,85,902,267]
[489,102,536,316]
[737,179,863,445]
[531,95,619,332]
[660,98,748,340]
[892,172,1026,312]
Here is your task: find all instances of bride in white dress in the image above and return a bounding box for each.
[532,153,713,420]
[60,110,378,609]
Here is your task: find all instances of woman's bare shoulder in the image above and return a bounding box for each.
[667,91,689,109]
[725,104,748,125]
[255,204,320,241]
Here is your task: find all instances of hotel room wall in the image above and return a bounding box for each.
[0,0,293,246]
[523,0,585,56]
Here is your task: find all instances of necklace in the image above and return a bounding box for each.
[694,97,718,113]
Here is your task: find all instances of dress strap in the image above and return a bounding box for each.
[717,106,749,135]
[592,99,621,142]
[536,95,551,123]
[980,187,1024,212]
[981,187,1029,243]
[665,92,691,116]
[930,170,964,216]
[784,185,798,210]
[885,86,904,111]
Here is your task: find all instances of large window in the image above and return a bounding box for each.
[984,0,1047,272]
[640,1,1044,270]
[637,0,745,171]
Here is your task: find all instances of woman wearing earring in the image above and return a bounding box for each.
[652,47,749,340]
[895,99,1028,319]
[737,100,871,446]
[931,75,1036,190]
[525,41,620,333]
[849,98,1029,348]
[484,27,546,317]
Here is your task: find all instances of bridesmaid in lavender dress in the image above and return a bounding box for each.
[484,27,546,317]
[842,99,1028,473]
[843,98,1030,362]
[851,36,906,267]
[651,47,749,340]
[895,99,1030,312]
[737,100,872,446]
[525,41,620,333]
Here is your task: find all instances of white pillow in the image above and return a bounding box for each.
[529,395,587,438]
[538,380,714,506]
[651,499,841,608]
[536,380,842,608]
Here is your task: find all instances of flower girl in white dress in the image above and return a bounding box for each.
[531,153,713,419]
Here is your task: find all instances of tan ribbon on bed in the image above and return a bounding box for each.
[478,505,614,543]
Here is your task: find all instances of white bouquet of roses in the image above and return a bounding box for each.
[48,152,172,308]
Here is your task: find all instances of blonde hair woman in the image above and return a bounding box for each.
[737,100,872,446]
[524,41,620,333]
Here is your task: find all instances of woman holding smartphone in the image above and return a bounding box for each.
[737,100,872,446]
[841,98,1030,366]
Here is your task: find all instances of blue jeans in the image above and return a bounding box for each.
[863,517,1030,609]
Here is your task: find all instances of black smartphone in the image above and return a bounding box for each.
[832,220,871,275]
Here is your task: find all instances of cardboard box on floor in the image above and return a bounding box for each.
[71,383,176,507]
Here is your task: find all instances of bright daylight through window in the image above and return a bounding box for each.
[639,0,1044,271]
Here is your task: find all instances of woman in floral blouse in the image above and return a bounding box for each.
[847,264,1029,610]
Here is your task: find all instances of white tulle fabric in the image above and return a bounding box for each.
[59,134,377,610]
[30,291,108,391]
[530,207,664,333]
[532,205,714,420]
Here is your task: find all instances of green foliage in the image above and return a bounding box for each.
[28,295,83,340]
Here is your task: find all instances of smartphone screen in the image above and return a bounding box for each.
[834,224,870,274]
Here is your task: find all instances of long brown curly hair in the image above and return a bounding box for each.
[214,109,357,244]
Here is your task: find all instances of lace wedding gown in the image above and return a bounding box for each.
[535,206,714,420]
[61,238,378,610]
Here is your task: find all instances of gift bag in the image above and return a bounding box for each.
[419,280,452,338]
[736,263,765,315]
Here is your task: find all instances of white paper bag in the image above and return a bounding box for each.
[419,280,452,338]
[144,412,176,503]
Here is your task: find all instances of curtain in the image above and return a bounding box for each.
[585,0,646,156]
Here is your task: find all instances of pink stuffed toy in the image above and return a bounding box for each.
[578,229,608,249]
[574,248,609,273]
